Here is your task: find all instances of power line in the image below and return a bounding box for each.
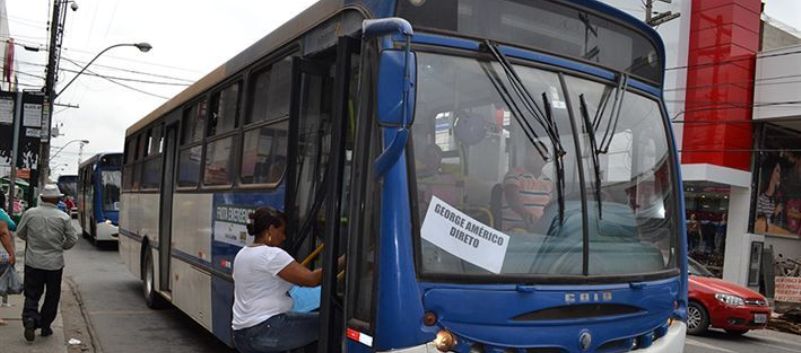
[3,37,203,74]
[60,46,203,74]
[60,55,195,83]
[7,19,48,31]
[664,73,801,92]
[666,99,801,106]
[17,57,195,84]
[76,63,171,100]
[680,149,801,153]
[60,58,190,87]
[9,68,46,80]
[665,48,801,72]
[7,15,49,27]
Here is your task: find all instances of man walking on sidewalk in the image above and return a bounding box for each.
[16,185,77,342]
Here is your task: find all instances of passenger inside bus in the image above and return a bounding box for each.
[501,150,553,232]
[230,207,326,353]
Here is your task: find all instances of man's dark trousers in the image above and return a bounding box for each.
[22,265,63,330]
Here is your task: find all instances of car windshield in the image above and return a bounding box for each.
[412,52,677,279]
[101,170,121,212]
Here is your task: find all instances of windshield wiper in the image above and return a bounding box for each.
[598,74,628,153]
[482,40,566,223]
[579,74,629,219]
[479,62,550,161]
[579,94,603,218]
[484,41,565,157]
[541,93,566,224]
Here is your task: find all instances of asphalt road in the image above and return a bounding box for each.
[62,221,801,353]
[685,329,801,353]
[64,220,234,353]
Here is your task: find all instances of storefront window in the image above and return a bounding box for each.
[752,125,801,237]
[684,184,730,277]
[753,124,801,306]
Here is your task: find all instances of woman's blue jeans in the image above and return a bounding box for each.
[233,312,319,353]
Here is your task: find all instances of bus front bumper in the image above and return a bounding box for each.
[639,321,686,353]
[95,221,119,242]
[376,322,686,353]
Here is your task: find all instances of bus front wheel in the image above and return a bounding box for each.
[142,248,167,309]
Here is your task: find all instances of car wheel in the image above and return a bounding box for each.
[725,329,749,336]
[142,249,167,309]
[687,302,709,335]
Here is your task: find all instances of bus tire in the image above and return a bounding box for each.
[81,217,89,238]
[90,220,98,245]
[142,248,167,309]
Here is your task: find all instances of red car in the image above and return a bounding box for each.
[688,258,771,335]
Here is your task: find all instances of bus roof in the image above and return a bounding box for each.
[79,152,124,169]
[126,0,665,137]
[126,0,363,137]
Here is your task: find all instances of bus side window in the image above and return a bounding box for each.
[131,134,143,191]
[177,99,208,188]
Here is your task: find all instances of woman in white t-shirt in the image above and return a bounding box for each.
[231,207,323,353]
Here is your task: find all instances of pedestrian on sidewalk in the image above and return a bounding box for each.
[0,207,17,326]
[15,185,78,342]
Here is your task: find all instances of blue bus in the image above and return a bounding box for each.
[78,153,123,243]
[120,1,687,352]
[57,174,79,216]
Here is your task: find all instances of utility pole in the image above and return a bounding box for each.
[41,0,68,189]
[644,0,681,27]
[78,141,84,165]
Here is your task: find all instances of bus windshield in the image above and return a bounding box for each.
[101,170,122,212]
[412,52,677,279]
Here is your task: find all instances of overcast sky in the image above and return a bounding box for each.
[5,0,801,178]
[7,0,318,178]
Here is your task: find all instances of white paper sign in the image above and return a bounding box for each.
[23,103,42,127]
[213,220,252,247]
[213,205,255,246]
[421,196,510,274]
[0,98,13,124]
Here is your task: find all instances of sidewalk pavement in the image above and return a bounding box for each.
[0,235,68,353]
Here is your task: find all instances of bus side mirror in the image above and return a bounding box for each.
[376,50,416,126]
[363,18,416,178]
[363,18,415,127]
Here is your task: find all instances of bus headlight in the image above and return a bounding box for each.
[433,330,457,352]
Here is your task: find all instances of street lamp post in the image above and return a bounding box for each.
[39,41,151,188]
[49,139,89,162]
[56,42,152,97]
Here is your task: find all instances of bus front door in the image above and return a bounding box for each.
[286,36,360,353]
[159,123,179,292]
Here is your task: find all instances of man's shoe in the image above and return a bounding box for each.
[41,327,53,337]
[23,318,36,342]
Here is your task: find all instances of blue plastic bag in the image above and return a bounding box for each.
[289,286,321,313]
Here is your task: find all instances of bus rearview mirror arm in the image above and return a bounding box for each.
[363,18,415,178]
